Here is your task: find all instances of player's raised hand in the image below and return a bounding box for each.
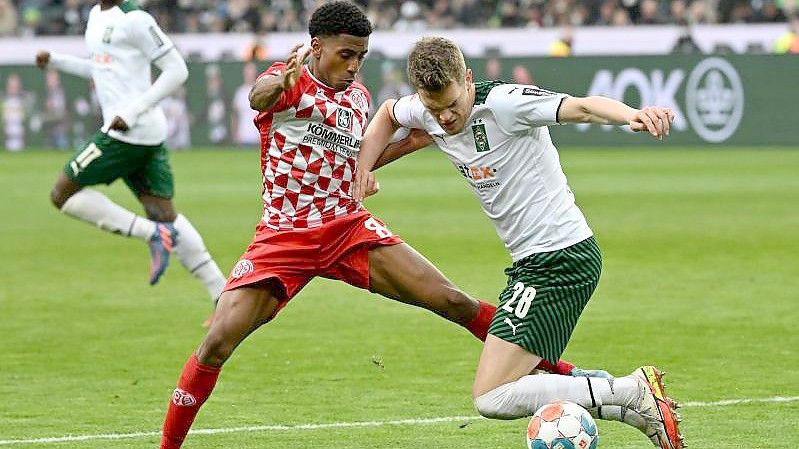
[35,51,50,70]
[352,169,379,202]
[629,106,675,140]
[281,43,312,92]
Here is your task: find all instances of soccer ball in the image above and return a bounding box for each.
[526,401,598,449]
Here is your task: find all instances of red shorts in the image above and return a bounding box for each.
[223,210,403,316]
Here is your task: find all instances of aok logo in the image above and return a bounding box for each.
[579,57,744,143]
[456,164,496,181]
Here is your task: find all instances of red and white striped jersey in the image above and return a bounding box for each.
[254,63,371,230]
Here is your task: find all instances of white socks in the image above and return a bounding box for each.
[172,214,226,302]
[61,190,226,302]
[473,374,641,421]
[61,188,155,240]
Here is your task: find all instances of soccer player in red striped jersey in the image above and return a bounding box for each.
[159,3,604,447]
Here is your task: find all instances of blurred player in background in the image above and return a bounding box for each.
[35,0,226,321]
[230,61,260,146]
[2,72,30,152]
[158,3,609,448]
[355,36,684,449]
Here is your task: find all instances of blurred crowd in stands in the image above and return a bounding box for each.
[0,0,796,37]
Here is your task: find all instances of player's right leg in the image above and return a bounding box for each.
[55,133,176,283]
[160,285,283,449]
[161,221,316,449]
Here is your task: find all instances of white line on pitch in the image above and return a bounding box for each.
[1,396,797,446]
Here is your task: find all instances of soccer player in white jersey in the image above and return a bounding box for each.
[35,0,226,319]
[354,37,684,449]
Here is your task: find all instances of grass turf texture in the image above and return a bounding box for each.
[1,147,797,448]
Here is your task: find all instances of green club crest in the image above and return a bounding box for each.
[471,123,491,152]
[102,26,114,43]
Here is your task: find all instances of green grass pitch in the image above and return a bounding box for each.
[1,147,797,448]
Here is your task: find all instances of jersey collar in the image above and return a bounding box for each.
[305,66,344,95]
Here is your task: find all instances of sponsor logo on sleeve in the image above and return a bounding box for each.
[521,87,556,96]
[148,26,165,47]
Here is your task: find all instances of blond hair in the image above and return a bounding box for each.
[407,37,466,92]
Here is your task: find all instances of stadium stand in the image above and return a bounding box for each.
[3,0,796,36]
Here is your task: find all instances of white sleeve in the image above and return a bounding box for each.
[487,84,568,133]
[116,47,188,127]
[49,53,93,78]
[388,127,410,143]
[391,94,428,129]
[128,11,175,62]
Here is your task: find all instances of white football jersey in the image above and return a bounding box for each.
[84,1,174,145]
[392,82,593,261]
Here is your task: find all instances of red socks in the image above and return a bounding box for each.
[465,300,496,341]
[160,353,221,449]
[536,359,575,375]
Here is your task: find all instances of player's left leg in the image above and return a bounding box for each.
[131,145,226,303]
[472,337,683,448]
[472,336,646,417]
[368,243,609,375]
[471,237,683,448]
[327,213,604,376]
[367,242,490,337]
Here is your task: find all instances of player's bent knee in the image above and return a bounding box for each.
[196,330,240,367]
[146,210,177,223]
[437,285,478,322]
[50,187,69,209]
[442,285,474,307]
[196,338,233,367]
[473,386,516,420]
[141,197,178,222]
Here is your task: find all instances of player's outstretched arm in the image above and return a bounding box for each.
[35,51,92,78]
[111,48,188,131]
[249,43,311,112]
[353,99,403,201]
[558,96,674,140]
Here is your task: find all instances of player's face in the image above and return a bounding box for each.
[418,70,474,135]
[311,34,369,91]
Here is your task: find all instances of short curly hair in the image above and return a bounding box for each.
[309,1,372,38]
